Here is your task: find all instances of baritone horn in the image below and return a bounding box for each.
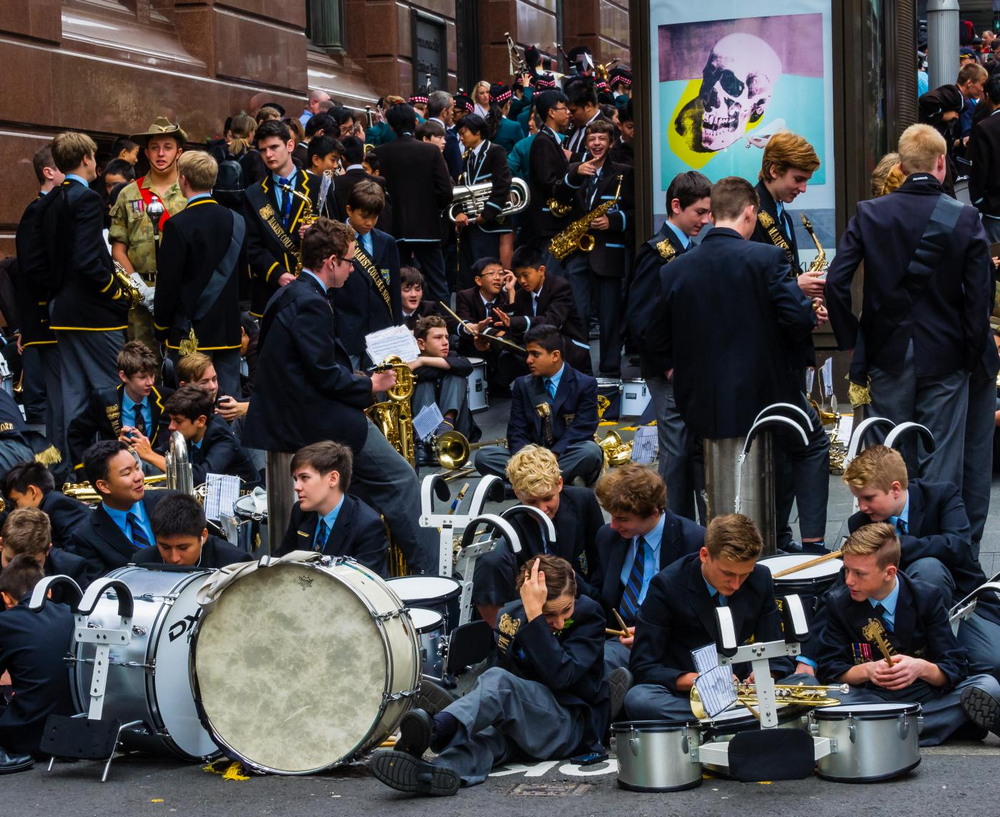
[448,178,530,223]
[433,431,507,470]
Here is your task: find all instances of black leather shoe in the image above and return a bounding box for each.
[395,709,433,757]
[0,747,35,775]
[369,750,460,796]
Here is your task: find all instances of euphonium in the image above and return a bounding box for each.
[366,356,416,467]
[800,213,827,273]
[277,183,315,275]
[433,432,508,470]
[549,174,624,261]
[448,178,530,223]
[113,261,144,308]
[165,430,195,495]
[690,682,848,720]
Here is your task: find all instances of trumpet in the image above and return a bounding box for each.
[448,179,530,223]
[690,682,847,720]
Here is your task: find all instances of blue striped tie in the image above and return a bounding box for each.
[619,536,647,624]
[128,513,150,549]
[314,519,329,552]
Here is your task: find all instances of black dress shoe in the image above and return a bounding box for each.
[369,750,460,796]
[0,747,34,775]
[395,709,433,757]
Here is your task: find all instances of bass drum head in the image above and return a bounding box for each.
[193,561,419,775]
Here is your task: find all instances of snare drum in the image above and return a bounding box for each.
[233,492,268,553]
[619,379,651,417]
[193,558,420,775]
[760,554,842,614]
[611,720,702,792]
[387,575,463,631]
[409,607,445,679]
[467,357,489,412]
[72,566,219,760]
[812,703,922,782]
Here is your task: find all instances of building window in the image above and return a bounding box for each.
[307,0,343,51]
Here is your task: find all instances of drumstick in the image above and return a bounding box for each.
[612,608,630,633]
[772,549,843,578]
[606,627,629,638]
[436,301,527,353]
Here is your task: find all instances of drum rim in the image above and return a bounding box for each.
[701,704,808,736]
[190,560,418,774]
[611,719,700,731]
[760,554,843,580]
[408,607,445,631]
[812,702,921,720]
[386,575,463,603]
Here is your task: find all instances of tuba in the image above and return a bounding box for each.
[448,178,530,223]
[549,174,624,261]
[277,183,316,275]
[165,431,195,495]
[365,356,416,467]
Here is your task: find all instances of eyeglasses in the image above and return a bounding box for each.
[551,106,569,112]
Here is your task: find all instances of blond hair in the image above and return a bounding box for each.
[843,522,900,569]
[871,152,906,197]
[177,150,218,191]
[842,444,908,493]
[898,123,946,174]
[704,514,762,562]
[52,131,97,173]
[759,131,820,182]
[506,445,561,499]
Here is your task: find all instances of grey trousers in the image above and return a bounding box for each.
[55,328,126,443]
[412,375,472,439]
[603,638,631,675]
[962,365,995,551]
[475,441,604,486]
[563,253,623,375]
[645,374,705,523]
[957,612,1000,678]
[34,344,66,463]
[436,667,586,786]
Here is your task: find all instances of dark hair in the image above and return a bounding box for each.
[82,440,130,492]
[535,91,568,122]
[4,461,55,497]
[329,106,356,130]
[0,554,44,606]
[985,74,1000,105]
[387,103,418,136]
[472,257,502,277]
[401,266,424,288]
[240,311,259,341]
[103,158,136,183]
[290,441,353,492]
[112,136,139,158]
[618,98,633,124]
[415,120,446,141]
[514,554,576,601]
[585,119,615,139]
[150,493,207,539]
[308,135,344,164]
[305,113,338,140]
[254,120,292,145]
[340,136,365,166]
[524,324,564,354]
[666,171,712,212]
[511,244,546,271]
[566,78,598,109]
[362,151,381,174]
[710,176,759,222]
[427,91,453,119]
[117,340,158,378]
[456,113,488,138]
[346,179,385,215]
[301,217,353,270]
[416,314,447,340]
[32,145,56,185]
[164,385,214,423]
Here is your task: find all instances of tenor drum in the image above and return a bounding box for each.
[467,357,489,412]
[192,558,419,775]
[619,379,651,417]
[760,554,842,614]
[72,566,219,760]
[611,720,702,792]
[812,703,922,782]
[387,575,463,631]
[233,492,268,553]
[410,607,446,679]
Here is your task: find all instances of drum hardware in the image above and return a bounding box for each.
[611,721,702,792]
[948,573,1000,634]
[452,512,524,624]
[466,356,489,412]
[619,379,651,418]
[548,174,623,261]
[419,473,504,579]
[447,178,530,223]
[596,430,632,467]
[165,430,195,495]
[689,683,847,720]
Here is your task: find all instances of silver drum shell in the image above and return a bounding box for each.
[611,720,702,792]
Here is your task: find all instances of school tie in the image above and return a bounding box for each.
[585,173,600,209]
[532,294,539,316]
[277,177,293,227]
[896,517,908,536]
[544,378,556,399]
[128,513,150,549]
[619,536,647,623]
[874,602,893,632]
[314,519,329,552]
[132,401,146,436]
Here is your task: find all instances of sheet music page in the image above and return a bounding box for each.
[205,474,240,520]
[630,426,658,464]
[365,325,420,365]
[691,642,719,675]
[693,665,738,718]
[413,403,444,440]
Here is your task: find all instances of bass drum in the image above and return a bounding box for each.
[72,566,219,760]
[192,557,420,775]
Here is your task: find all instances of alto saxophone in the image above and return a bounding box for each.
[113,261,144,308]
[549,174,624,261]
[277,183,316,275]
[365,356,416,467]
[799,214,827,273]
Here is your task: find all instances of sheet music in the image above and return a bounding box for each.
[820,357,834,398]
[805,368,815,396]
[630,426,658,464]
[693,665,738,718]
[365,325,420,366]
[204,474,240,521]
[413,403,444,441]
[691,642,719,675]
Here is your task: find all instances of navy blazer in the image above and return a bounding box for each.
[815,573,968,695]
[826,173,993,377]
[848,479,1000,626]
[189,415,259,486]
[39,489,92,550]
[12,194,56,346]
[508,364,598,457]
[629,552,793,691]
[243,274,374,454]
[275,495,389,577]
[596,510,705,621]
[526,127,573,242]
[134,535,253,569]
[332,169,393,233]
[44,547,100,599]
[563,160,634,277]
[508,274,591,374]
[750,181,799,265]
[373,135,453,241]
[648,227,816,439]
[454,286,500,357]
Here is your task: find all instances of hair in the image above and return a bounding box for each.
[842,444,908,493]
[511,244,546,272]
[283,117,305,143]
[584,119,615,140]
[164,385,214,423]
[82,440,130,491]
[566,79,598,109]
[117,340,158,378]
[535,90,569,122]
[112,136,139,158]
[415,120,446,141]
[301,217,353,270]
[290,440,353,492]
[665,170,712,211]
[871,152,906,197]
[362,150,381,174]
[897,123,947,173]
[177,150,218,191]
[842,522,901,569]
[4,461,55,497]
[387,103,418,136]
[103,158,136,182]
[0,554,44,605]
[308,135,344,164]
[456,113,488,138]
[328,106,355,130]
[704,514,763,562]
[401,266,424,288]
[759,132,821,182]
[254,119,292,146]
[228,113,257,157]
[2,508,52,557]
[957,62,988,85]
[415,314,447,341]
[346,179,385,215]
[710,176,759,221]
[618,98,634,124]
[32,145,56,184]
[505,445,562,498]
[515,553,576,601]
[523,324,564,354]
[176,351,214,385]
[427,90,453,119]
[305,113,338,140]
[150,493,207,539]
[595,464,666,518]
[984,74,1000,106]
[51,131,98,173]
[255,106,282,125]
[472,257,502,278]
[340,136,365,166]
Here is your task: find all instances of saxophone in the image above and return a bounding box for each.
[113,261,144,308]
[365,356,416,467]
[277,183,316,275]
[548,174,624,261]
[799,213,827,273]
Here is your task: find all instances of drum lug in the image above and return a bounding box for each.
[897,714,910,740]
[384,689,419,703]
[916,715,924,735]
[372,610,402,622]
[848,722,857,743]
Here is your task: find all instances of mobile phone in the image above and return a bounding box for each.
[569,751,609,766]
[215,395,230,407]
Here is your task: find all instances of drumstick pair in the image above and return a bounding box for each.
[606,609,631,638]
[772,549,843,578]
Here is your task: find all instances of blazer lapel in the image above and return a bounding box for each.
[686,559,719,643]
[94,506,135,561]
[328,497,354,554]
[907,484,925,536]
[550,366,575,415]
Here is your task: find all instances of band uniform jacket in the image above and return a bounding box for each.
[275,496,389,578]
[455,286,500,357]
[40,489,92,550]
[826,173,992,378]
[507,364,599,458]
[243,171,320,316]
[332,169,393,233]
[67,490,177,575]
[401,300,442,333]
[527,127,573,242]
[188,416,259,486]
[12,195,56,346]
[67,383,172,473]
[40,178,129,330]
[459,141,512,234]
[627,222,687,380]
[595,511,705,620]
[495,594,609,754]
[0,594,76,754]
[649,227,816,440]
[134,535,254,570]
[153,197,244,352]
[330,227,401,358]
[630,552,794,691]
[815,573,968,697]
[508,275,592,374]
[563,160,634,276]
[968,108,1000,218]
[242,275,374,455]
[45,547,100,600]
[848,480,1000,627]
[373,135,453,241]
